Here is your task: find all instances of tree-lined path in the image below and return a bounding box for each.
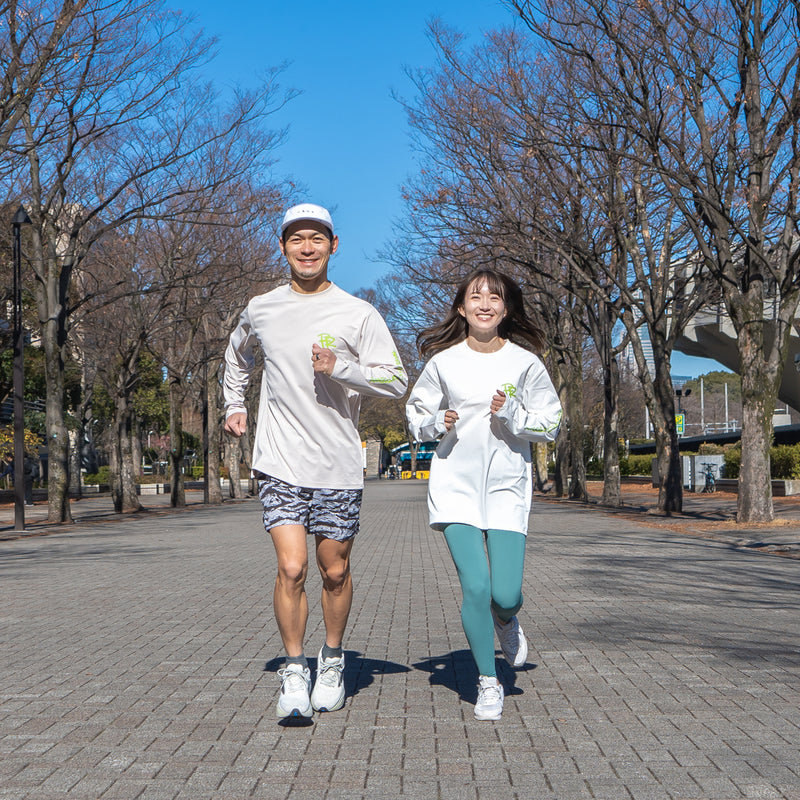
[1,481,799,799]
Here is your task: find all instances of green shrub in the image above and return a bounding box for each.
[83,466,111,485]
[723,446,741,479]
[626,454,654,476]
[191,465,204,479]
[586,454,653,476]
[586,459,604,476]
[770,443,800,479]
[698,442,725,455]
[724,443,800,480]
[136,474,163,484]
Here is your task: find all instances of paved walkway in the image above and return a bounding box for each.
[1,481,799,799]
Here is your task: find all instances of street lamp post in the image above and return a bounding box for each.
[12,205,31,532]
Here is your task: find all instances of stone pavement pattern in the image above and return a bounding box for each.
[1,481,799,800]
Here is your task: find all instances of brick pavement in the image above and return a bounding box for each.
[1,480,799,799]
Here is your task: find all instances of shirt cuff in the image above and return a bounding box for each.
[494,395,519,425]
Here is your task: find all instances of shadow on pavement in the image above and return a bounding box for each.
[0,540,177,571]
[413,650,536,702]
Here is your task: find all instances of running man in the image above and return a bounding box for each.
[223,203,407,718]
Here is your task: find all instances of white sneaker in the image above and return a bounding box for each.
[475,675,504,720]
[492,609,528,668]
[276,664,313,718]
[311,648,346,712]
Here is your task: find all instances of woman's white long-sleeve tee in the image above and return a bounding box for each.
[406,340,561,533]
[223,282,407,489]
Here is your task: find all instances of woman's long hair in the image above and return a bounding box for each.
[416,268,545,358]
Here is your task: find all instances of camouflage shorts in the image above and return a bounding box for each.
[256,473,363,541]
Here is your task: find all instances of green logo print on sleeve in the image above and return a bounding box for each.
[369,349,405,385]
[317,333,336,348]
[502,383,517,397]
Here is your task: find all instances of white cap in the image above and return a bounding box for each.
[280,203,334,236]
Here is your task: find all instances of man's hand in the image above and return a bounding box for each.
[443,409,459,431]
[312,343,336,376]
[224,411,247,438]
[490,390,507,415]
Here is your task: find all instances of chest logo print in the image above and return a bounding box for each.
[502,383,517,397]
[317,333,336,348]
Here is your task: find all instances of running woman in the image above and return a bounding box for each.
[224,203,407,719]
[406,268,561,720]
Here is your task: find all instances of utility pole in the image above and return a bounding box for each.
[12,205,31,532]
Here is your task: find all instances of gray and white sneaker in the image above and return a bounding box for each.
[474,675,504,720]
[276,664,313,718]
[311,648,346,712]
[492,608,528,668]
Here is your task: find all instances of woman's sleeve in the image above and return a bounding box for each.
[405,361,448,442]
[494,359,562,442]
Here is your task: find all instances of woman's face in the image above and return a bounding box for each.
[458,279,507,337]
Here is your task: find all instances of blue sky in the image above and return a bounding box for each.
[180,0,724,377]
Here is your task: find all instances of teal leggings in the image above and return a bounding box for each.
[442,524,527,678]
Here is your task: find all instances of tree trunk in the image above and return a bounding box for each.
[553,423,569,497]
[205,360,223,504]
[120,402,141,513]
[42,316,72,523]
[224,438,245,498]
[111,391,141,513]
[109,437,121,511]
[601,353,622,506]
[566,373,587,501]
[736,322,776,522]
[649,370,682,515]
[657,432,682,515]
[169,374,185,507]
[533,442,549,491]
[132,417,142,481]
[68,429,81,497]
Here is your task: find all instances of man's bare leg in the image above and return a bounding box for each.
[270,524,310,657]
[315,535,354,648]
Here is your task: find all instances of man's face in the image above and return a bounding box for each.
[279,220,339,284]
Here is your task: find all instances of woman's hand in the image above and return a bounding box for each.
[490,389,507,414]
[444,409,459,431]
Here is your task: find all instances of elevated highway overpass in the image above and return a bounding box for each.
[675,306,800,412]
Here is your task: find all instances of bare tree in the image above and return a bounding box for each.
[511,0,800,522]
[397,20,720,513]
[146,183,283,507]
[0,0,90,154]
[386,33,587,496]
[2,0,290,521]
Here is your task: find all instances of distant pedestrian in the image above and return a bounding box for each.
[223,203,407,719]
[0,451,38,505]
[23,454,38,505]
[0,453,12,484]
[406,268,561,721]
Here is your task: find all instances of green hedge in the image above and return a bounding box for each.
[723,443,800,480]
[83,466,111,485]
[587,454,655,477]
[590,444,800,481]
[624,454,654,476]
